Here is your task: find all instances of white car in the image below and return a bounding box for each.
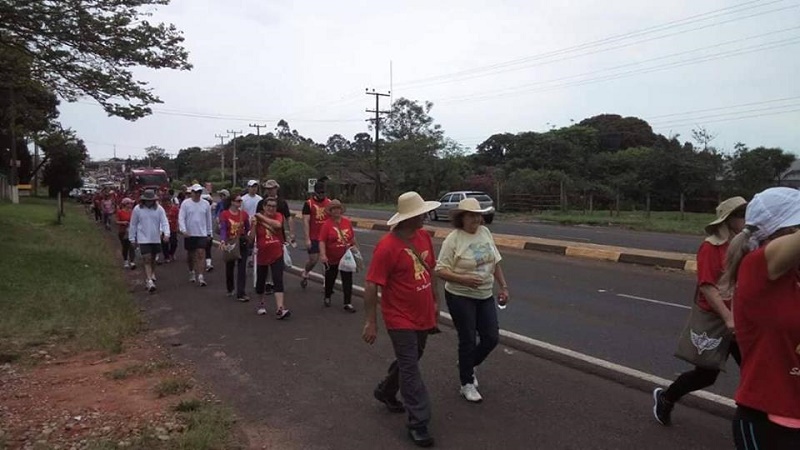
[430,191,495,224]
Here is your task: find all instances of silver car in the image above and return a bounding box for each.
[430,191,495,224]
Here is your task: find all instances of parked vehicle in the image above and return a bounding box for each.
[430,191,495,224]
[125,168,170,197]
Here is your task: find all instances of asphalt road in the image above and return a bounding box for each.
[138,252,732,449]
[283,226,738,400]
[287,202,704,254]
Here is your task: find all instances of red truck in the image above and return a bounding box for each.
[126,168,170,198]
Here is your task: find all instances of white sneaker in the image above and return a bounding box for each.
[205,259,213,272]
[150,274,157,282]
[198,275,207,287]
[189,271,196,283]
[146,279,156,293]
[257,307,267,315]
[130,262,137,270]
[460,383,482,403]
[123,261,130,269]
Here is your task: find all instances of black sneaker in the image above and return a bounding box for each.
[653,388,673,426]
[265,283,275,295]
[344,304,356,313]
[408,427,434,448]
[373,387,405,413]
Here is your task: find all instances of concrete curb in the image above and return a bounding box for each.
[282,266,734,420]
[291,211,697,272]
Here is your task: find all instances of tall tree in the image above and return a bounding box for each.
[729,146,795,197]
[1,0,192,120]
[39,127,88,197]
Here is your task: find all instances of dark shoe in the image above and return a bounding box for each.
[373,388,405,413]
[300,277,308,289]
[652,388,673,426]
[265,282,275,295]
[323,297,331,307]
[407,427,434,447]
[343,304,356,313]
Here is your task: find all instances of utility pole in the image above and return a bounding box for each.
[215,133,228,183]
[32,139,39,197]
[365,88,391,203]
[249,123,268,179]
[7,85,19,203]
[227,130,243,187]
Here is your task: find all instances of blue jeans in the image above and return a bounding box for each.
[445,290,500,386]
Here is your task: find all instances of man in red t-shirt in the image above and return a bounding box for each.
[300,181,331,288]
[362,191,441,448]
[160,196,180,263]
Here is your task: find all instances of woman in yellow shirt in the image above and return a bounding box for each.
[435,198,509,403]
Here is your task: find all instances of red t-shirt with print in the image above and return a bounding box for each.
[695,241,731,312]
[116,209,132,235]
[219,209,249,240]
[303,198,331,241]
[164,204,179,232]
[256,213,284,265]
[367,229,436,331]
[319,217,355,265]
[734,246,800,419]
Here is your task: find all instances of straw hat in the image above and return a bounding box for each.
[387,192,441,226]
[264,179,279,189]
[325,199,345,214]
[450,197,492,217]
[704,196,747,245]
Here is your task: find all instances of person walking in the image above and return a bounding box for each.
[202,193,215,272]
[160,195,179,263]
[318,199,359,312]
[300,181,330,288]
[363,191,441,448]
[179,184,213,287]
[116,197,136,269]
[251,198,290,319]
[711,188,800,449]
[435,197,509,403]
[264,180,295,244]
[128,189,170,293]
[102,192,116,230]
[653,196,747,425]
[241,180,262,218]
[220,194,251,302]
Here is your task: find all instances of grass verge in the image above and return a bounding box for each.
[0,197,140,358]
[154,378,193,398]
[525,210,714,235]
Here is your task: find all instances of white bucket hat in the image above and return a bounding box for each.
[450,197,492,217]
[387,192,441,226]
[745,187,800,248]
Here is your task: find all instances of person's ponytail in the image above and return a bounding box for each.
[719,226,756,294]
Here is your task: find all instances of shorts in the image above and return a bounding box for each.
[307,239,320,255]
[139,243,162,255]
[184,236,208,251]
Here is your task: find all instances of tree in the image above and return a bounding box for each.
[351,132,373,156]
[728,146,795,197]
[578,114,657,152]
[691,127,717,152]
[267,157,316,199]
[39,127,88,197]
[325,134,351,154]
[1,0,192,120]
[474,133,516,167]
[382,98,444,143]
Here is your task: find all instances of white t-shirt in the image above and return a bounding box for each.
[435,226,502,299]
[178,198,213,237]
[241,193,262,217]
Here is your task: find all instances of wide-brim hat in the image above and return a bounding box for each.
[264,179,279,189]
[704,196,747,236]
[450,197,491,217]
[140,190,157,201]
[387,192,441,226]
[325,199,345,214]
[121,197,134,205]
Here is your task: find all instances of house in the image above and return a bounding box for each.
[780,160,800,188]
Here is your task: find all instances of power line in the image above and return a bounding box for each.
[651,103,800,127]
[645,95,800,120]
[387,0,791,90]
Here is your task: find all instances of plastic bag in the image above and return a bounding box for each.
[283,244,293,267]
[339,248,357,272]
[350,247,364,272]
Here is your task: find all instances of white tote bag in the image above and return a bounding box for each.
[339,248,357,272]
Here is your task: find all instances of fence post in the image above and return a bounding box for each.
[646,192,651,219]
[588,192,594,214]
[615,192,620,217]
[680,192,686,221]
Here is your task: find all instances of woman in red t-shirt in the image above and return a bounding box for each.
[219,194,251,302]
[653,197,746,425]
[319,200,359,312]
[251,197,290,320]
[116,198,136,269]
[160,196,180,263]
[720,187,800,449]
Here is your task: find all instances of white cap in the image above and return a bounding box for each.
[190,183,203,192]
[746,187,800,245]
[247,179,259,187]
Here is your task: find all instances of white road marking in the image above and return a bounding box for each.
[616,293,691,310]
[287,265,733,409]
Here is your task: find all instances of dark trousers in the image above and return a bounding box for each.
[323,263,353,305]
[664,341,741,403]
[734,405,800,450]
[225,242,248,297]
[377,330,431,430]
[205,238,213,260]
[119,234,134,262]
[162,234,178,259]
[256,258,285,294]
[445,290,500,385]
[94,206,101,222]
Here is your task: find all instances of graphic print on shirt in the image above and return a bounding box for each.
[228,216,243,238]
[334,227,351,244]
[404,249,431,282]
[314,203,327,222]
[467,241,495,275]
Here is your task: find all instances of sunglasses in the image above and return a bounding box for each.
[233,199,242,203]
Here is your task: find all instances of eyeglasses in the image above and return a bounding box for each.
[233,199,242,203]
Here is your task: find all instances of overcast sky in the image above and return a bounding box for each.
[58,0,800,160]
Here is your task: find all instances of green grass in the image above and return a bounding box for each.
[173,398,204,412]
[525,209,715,235]
[154,378,193,398]
[0,197,141,358]
[105,360,175,380]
